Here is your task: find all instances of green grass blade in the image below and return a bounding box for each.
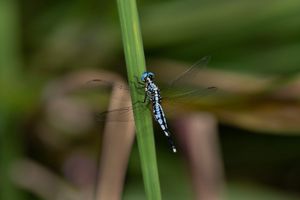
[116,0,162,199]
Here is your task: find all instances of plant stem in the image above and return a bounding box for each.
[116,0,162,199]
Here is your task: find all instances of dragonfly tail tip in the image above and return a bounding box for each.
[172,147,177,153]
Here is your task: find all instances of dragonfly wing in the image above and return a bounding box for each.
[95,101,150,122]
[86,79,145,96]
[168,56,211,87]
[164,86,217,101]
[96,106,134,122]
[86,79,130,91]
[160,56,217,103]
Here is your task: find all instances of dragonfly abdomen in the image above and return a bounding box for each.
[152,103,168,135]
[152,103,177,153]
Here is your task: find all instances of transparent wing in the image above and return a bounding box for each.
[86,79,130,91]
[87,56,211,91]
[164,86,217,101]
[92,56,216,122]
[95,101,150,122]
[95,106,134,122]
[87,56,213,99]
[168,56,211,87]
[95,86,217,123]
[162,56,216,101]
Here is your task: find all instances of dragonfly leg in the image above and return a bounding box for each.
[134,76,145,85]
[129,80,143,88]
[131,92,150,107]
[143,92,147,103]
[143,92,151,106]
[133,76,145,88]
[129,79,144,94]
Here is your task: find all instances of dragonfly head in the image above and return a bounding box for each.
[141,72,155,82]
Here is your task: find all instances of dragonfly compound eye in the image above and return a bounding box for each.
[148,72,155,80]
[141,72,148,81]
[141,72,155,81]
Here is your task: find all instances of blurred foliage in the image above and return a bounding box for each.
[1,0,300,199]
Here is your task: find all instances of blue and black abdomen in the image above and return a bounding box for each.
[152,103,177,152]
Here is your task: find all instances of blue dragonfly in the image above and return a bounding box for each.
[91,56,216,153]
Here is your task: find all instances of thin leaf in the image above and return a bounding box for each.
[117,0,162,199]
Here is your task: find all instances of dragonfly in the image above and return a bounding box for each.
[91,56,216,153]
[140,71,177,152]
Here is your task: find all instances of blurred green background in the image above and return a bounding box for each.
[1,0,300,199]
